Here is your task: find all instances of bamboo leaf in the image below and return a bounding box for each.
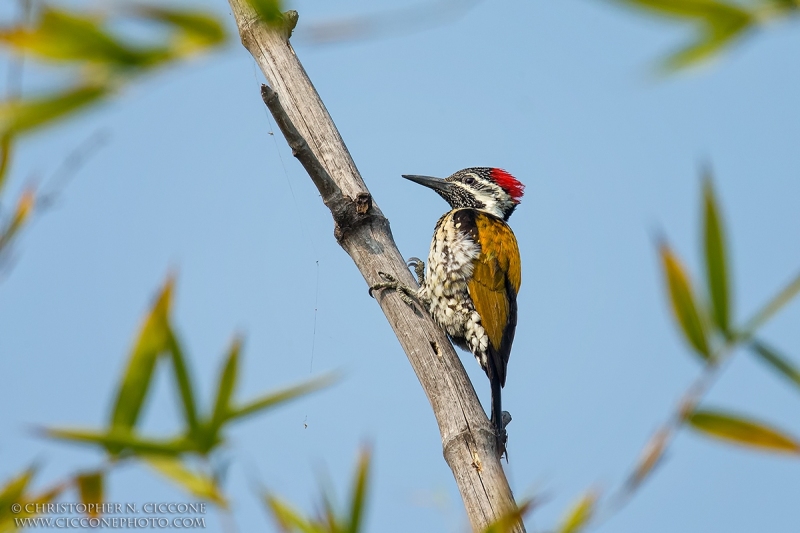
[0,467,35,516]
[482,500,533,533]
[208,337,241,437]
[76,471,103,516]
[687,409,800,454]
[346,449,370,533]
[227,373,337,423]
[0,7,164,67]
[662,13,750,70]
[166,328,200,436]
[265,495,321,533]
[45,427,193,456]
[615,0,754,70]
[247,0,285,26]
[702,175,730,333]
[109,277,174,432]
[750,340,800,392]
[557,491,596,533]
[659,242,711,360]
[134,7,227,53]
[0,466,65,528]
[740,270,800,337]
[0,84,109,137]
[617,0,748,20]
[145,457,227,507]
[0,134,11,193]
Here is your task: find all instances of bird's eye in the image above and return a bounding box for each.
[463,176,476,185]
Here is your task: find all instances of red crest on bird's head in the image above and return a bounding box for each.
[489,168,525,204]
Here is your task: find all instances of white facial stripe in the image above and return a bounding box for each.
[451,181,505,219]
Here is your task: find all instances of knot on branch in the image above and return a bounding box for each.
[331,192,386,244]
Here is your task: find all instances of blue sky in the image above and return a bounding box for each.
[1,0,799,532]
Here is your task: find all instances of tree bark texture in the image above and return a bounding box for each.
[226,4,525,531]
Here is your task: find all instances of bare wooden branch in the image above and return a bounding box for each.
[227,4,525,531]
[260,84,341,204]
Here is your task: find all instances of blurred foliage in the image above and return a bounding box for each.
[550,172,800,533]
[654,172,800,457]
[265,448,370,533]
[481,500,534,533]
[0,466,64,533]
[0,0,287,270]
[0,273,332,529]
[2,1,800,533]
[687,409,800,452]
[0,4,228,147]
[0,1,226,268]
[614,0,800,70]
[41,276,334,502]
[555,491,596,533]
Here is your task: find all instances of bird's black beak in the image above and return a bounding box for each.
[402,174,452,194]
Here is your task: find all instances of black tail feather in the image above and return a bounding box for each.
[487,358,507,457]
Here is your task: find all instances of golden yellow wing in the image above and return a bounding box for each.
[467,211,521,386]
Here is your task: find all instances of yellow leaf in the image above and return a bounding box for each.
[135,7,227,53]
[145,458,227,507]
[109,277,174,433]
[76,472,103,517]
[482,500,533,533]
[0,8,164,67]
[688,409,800,454]
[660,242,711,360]
[557,491,596,533]
[0,84,109,137]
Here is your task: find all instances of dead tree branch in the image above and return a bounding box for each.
[226,4,525,531]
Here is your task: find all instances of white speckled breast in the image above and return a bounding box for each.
[417,210,490,367]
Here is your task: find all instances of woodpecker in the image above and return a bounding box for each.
[371,167,523,455]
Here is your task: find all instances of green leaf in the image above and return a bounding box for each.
[768,0,800,12]
[556,491,596,533]
[615,0,754,70]
[702,174,730,333]
[166,328,200,436]
[346,449,370,533]
[687,409,800,454]
[663,12,751,71]
[265,495,321,533]
[659,242,711,361]
[76,471,103,516]
[617,0,746,19]
[0,8,164,68]
[482,500,533,533]
[740,270,800,337]
[0,84,110,137]
[0,133,11,194]
[247,0,285,26]
[208,337,242,437]
[0,466,65,528]
[110,277,175,432]
[750,340,800,392]
[145,457,227,507]
[46,427,193,456]
[0,466,35,518]
[227,373,337,423]
[134,7,227,53]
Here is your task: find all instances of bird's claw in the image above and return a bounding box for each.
[406,257,423,268]
[369,271,417,307]
[406,257,425,284]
